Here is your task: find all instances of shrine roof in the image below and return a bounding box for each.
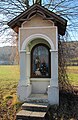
[7,4,67,35]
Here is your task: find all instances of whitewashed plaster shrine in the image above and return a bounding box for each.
[7,4,67,105]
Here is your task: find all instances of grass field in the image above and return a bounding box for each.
[0,65,78,97]
[0,65,78,119]
[0,65,19,96]
[0,65,78,96]
[0,65,20,120]
[67,66,78,86]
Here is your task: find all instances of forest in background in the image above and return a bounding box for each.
[0,41,78,65]
[0,46,18,65]
[63,41,78,66]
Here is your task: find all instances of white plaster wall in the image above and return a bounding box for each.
[22,15,54,27]
[48,85,59,105]
[18,13,59,105]
[17,84,32,101]
[30,78,50,94]
[20,27,57,50]
[28,38,51,51]
[19,14,57,50]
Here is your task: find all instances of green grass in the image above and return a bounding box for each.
[70,57,78,60]
[0,65,20,96]
[0,65,78,119]
[0,65,78,96]
[0,65,20,119]
[67,66,78,86]
[0,65,19,80]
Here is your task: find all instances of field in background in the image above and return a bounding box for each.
[0,65,20,119]
[0,65,78,93]
[0,65,78,97]
[0,65,78,119]
[0,65,19,96]
[67,66,78,86]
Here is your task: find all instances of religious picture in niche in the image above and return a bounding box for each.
[32,44,50,77]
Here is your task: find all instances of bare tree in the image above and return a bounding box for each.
[0,0,78,91]
[0,0,78,43]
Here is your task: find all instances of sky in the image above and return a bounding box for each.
[0,0,78,47]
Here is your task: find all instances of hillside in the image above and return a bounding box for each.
[0,41,78,65]
[62,41,78,66]
[0,46,18,64]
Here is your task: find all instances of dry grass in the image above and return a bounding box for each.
[0,65,78,120]
[47,91,78,120]
[0,65,22,120]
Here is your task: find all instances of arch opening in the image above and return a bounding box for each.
[21,34,55,51]
[31,43,51,78]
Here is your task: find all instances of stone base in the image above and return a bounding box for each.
[17,82,32,101]
[16,102,47,120]
[26,94,48,103]
[48,85,59,105]
[16,110,46,120]
[30,78,50,94]
[22,103,48,112]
